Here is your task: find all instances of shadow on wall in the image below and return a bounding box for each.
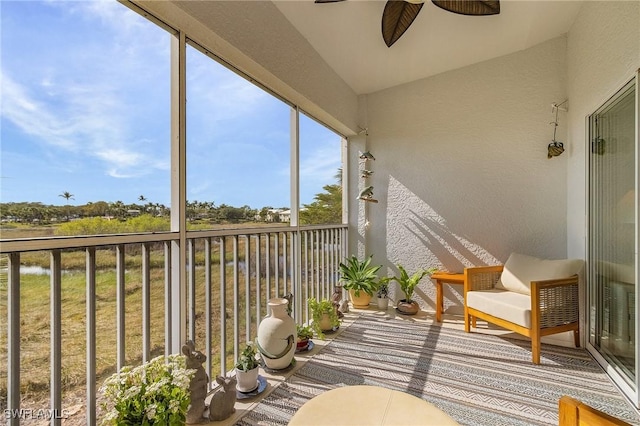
[384,175,500,273]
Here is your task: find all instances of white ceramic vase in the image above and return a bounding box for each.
[257,298,296,370]
[235,366,259,393]
[377,297,389,310]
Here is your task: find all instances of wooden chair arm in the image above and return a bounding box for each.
[531,275,580,328]
[464,265,503,293]
[559,395,632,425]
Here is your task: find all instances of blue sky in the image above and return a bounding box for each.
[0,0,342,209]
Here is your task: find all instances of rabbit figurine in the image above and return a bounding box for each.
[182,341,209,424]
[208,375,237,421]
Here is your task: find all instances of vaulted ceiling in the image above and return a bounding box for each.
[273,0,584,94]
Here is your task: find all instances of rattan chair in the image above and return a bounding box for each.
[463,254,582,364]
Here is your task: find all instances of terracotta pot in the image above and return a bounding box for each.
[396,299,419,315]
[257,298,296,370]
[349,289,372,309]
[236,366,259,393]
[296,338,310,350]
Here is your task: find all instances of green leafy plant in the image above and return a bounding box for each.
[308,298,340,340]
[391,265,437,302]
[338,255,381,297]
[235,341,259,372]
[297,324,314,341]
[100,354,195,425]
[376,277,391,298]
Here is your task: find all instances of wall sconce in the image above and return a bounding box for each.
[547,100,568,159]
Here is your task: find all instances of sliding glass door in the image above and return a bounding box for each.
[587,76,638,407]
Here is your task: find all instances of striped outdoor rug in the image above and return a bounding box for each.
[237,313,640,425]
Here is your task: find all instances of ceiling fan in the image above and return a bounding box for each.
[315,0,500,47]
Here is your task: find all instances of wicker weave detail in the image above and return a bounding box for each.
[468,271,501,291]
[539,283,579,328]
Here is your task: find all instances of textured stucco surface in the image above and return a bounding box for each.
[351,37,569,312]
[565,0,640,259]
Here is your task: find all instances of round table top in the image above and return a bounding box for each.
[288,385,459,426]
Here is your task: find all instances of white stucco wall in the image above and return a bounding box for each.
[352,37,569,312]
[565,1,640,259]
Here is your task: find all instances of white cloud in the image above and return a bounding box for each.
[1,68,167,178]
[187,49,271,124]
[1,2,171,181]
[1,71,77,149]
[300,142,342,182]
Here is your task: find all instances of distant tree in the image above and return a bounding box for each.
[109,201,127,220]
[138,195,147,213]
[82,201,109,218]
[58,191,75,221]
[259,207,272,222]
[299,169,343,225]
[59,191,74,202]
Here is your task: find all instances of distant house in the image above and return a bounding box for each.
[278,210,291,223]
[264,209,291,222]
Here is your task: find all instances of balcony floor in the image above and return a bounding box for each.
[220,308,640,426]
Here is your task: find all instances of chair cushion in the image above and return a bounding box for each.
[466,289,532,328]
[495,253,583,295]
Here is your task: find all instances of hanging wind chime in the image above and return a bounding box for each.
[548,100,568,159]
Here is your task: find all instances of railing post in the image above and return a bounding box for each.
[266,234,271,306]
[233,235,240,361]
[188,239,196,341]
[50,249,62,426]
[7,252,20,426]
[245,235,251,341]
[142,243,151,363]
[255,234,262,331]
[116,244,126,371]
[205,238,212,391]
[303,231,309,324]
[274,233,279,298]
[86,247,96,426]
[219,237,227,376]
[164,242,172,357]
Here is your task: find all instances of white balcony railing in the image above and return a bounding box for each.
[1,224,347,425]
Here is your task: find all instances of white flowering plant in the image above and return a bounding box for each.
[100,354,196,425]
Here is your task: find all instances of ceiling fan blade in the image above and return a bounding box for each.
[431,0,500,16]
[314,0,346,3]
[382,0,424,48]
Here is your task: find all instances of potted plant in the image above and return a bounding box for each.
[296,324,314,350]
[339,255,381,309]
[375,277,391,310]
[391,265,437,315]
[308,297,340,340]
[235,341,260,393]
[100,354,195,425]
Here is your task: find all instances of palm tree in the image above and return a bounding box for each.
[58,191,74,221]
[59,191,74,202]
[138,195,147,213]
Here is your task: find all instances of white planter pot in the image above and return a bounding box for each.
[377,297,389,310]
[257,298,296,370]
[236,366,259,392]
